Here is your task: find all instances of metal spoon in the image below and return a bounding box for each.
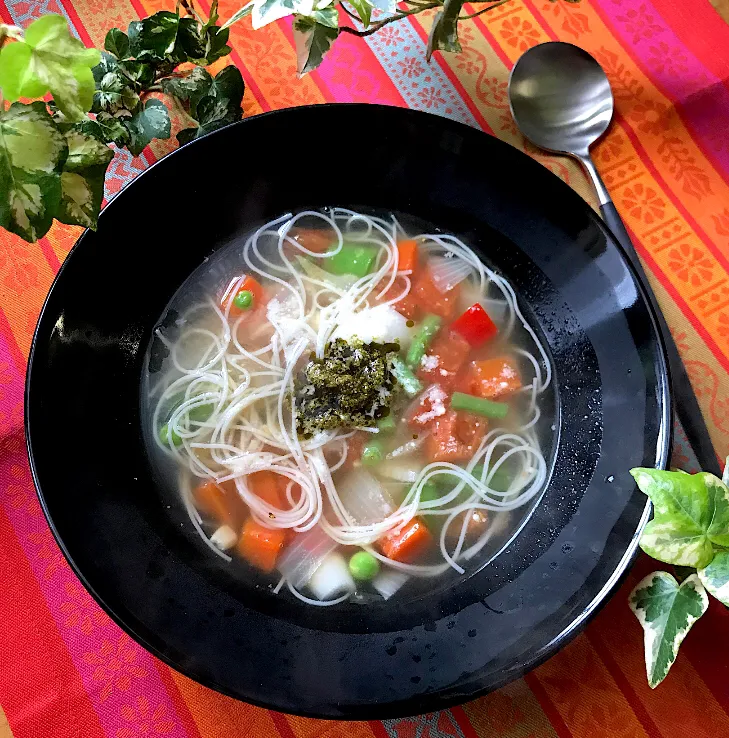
[508,41,720,475]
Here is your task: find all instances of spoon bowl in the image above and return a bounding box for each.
[508,41,613,158]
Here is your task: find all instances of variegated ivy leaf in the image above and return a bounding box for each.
[293,12,338,75]
[426,0,463,61]
[0,15,100,121]
[55,128,112,230]
[0,102,68,242]
[629,572,708,688]
[347,0,374,27]
[252,0,297,29]
[698,550,729,607]
[631,468,729,568]
[220,1,254,31]
[125,98,171,157]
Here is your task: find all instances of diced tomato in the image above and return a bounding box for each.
[247,470,285,508]
[407,384,449,431]
[336,432,367,472]
[379,518,433,563]
[426,410,487,462]
[193,480,247,529]
[237,519,286,573]
[416,331,471,390]
[289,228,336,254]
[394,293,420,321]
[451,304,498,347]
[221,274,267,318]
[396,240,418,272]
[458,357,522,400]
[412,269,460,320]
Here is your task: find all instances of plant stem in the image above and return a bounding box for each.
[339,3,439,36]
[458,0,510,18]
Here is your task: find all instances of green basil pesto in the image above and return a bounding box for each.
[294,339,398,437]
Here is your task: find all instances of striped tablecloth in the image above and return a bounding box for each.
[2,0,729,736]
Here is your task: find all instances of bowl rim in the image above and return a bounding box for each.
[25,102,672,719]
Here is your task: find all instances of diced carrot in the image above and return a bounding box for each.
[445,509,490,546]
[289,228,336,254]
[412,269,460,320]
[193,480,246,529]
[221,274,266,318]
[416,331,471,390]
[237,518,286,573]
[379,518,433,563]
[407,384,449,431]
[458,357,522,400]
[396,240,418,272]
[426,410,487,462]
[247,470,284,508]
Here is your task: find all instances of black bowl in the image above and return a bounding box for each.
[26,104,670,719]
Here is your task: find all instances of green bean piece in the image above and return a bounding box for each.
[377,415,397,434]
[390,355,423,397]
[405,314,442,368]
[160,423,182,447]
[451,391,509,419]
[362,438,385,465]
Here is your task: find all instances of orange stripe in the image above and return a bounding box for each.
[463,678,560,738]
[531,635,651,738]
[269,711,297,738]
[283,713,376,738]
[154,664,204,738]
[167,669,282,738]
[523,672,574,738]
[0,506,107,738]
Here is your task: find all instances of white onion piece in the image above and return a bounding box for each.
[372,568,409,600]
[378,458,422,483]
[210,525,237,551]
[308,552,356,600]
[428,256,473,293]
[277,525,337,588]
[386,435,428,460]
[337,468,394,524]
[331,304,413,346]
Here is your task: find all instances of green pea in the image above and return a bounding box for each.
[233,290,254,310]
[160,423,182,447]
[349,550,380,581]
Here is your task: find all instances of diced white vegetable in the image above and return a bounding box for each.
[386,435,428,460]
[331,304,414,347]
[428,256,473,294]
[308,552,356,601]
[210,525,238,551]
[337,468,394,524]
[372,568,410,600]
[278,525,338,588]
[377,458,422,482]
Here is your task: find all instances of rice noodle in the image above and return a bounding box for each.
[149,208,553,603]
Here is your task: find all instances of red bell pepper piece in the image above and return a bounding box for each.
[451,304,498,347]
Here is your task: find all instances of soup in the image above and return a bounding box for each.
[144,208,552,606]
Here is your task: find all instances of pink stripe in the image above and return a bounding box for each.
[594,0,729,183]
[0,336,192,738]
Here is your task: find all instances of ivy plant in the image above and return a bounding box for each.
[0,1,244,242]
[629,461,729,688]
[219,0,581,75]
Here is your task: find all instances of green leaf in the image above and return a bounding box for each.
[95,112,130,147]
[698,550,729,606]
[293,15,338,75]
[1,15,101,121]
[118,60,155,88]
[104,28,130,59]
[253,0,297,30]
[92,71,140,114]
[629,572,708,688]
[347,0,373,27]
[201,25,232,65]
[0,42,49,100]
[131,11,180,60]
[308,4,339,28]
[177,16,207,60]
[91,51,118,86]
[162,67,213,117]
[125,98,170,156]
[631,468,729,568]
[0,102,68,242]
[55,128,113,229]
[427,0,463,62]
[179,66,244,142]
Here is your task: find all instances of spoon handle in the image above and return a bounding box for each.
[580,156,721,475]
